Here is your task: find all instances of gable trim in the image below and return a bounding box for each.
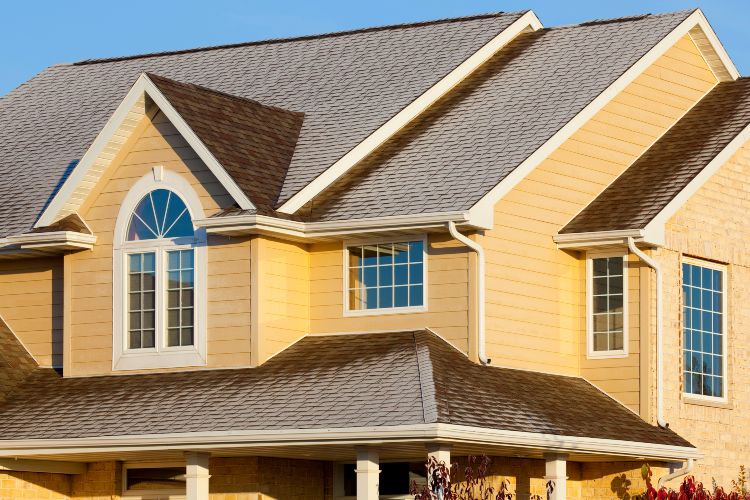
[276,10,543,214]
[642,121,750,244]
[35,74,255,229]
[467,9,739,227]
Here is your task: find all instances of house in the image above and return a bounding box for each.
[0,6,748,499]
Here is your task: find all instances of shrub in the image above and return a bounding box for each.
[410,455,553,500]
[640,464,750,499]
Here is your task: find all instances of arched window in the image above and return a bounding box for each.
[124,189,196,350]
[113,170,207,370]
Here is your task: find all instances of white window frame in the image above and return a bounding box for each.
[342,235,428,317]
[122,460,186,499]
[586,250,629,359]
[681,256,729,404]
[113,168,207,371]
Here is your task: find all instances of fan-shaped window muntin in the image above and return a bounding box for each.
[122,189,198,351]
[127,189,194,241]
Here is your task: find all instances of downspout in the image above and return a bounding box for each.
[627,237,668,429]
[447,222,489,365]
[658,459,695,489]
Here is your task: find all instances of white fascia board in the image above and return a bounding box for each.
[6,231,97,250]
[553,229,647,250]
[467,9,738,227]
[0,423,700,462]
[35,74,255,229]
[643,122,750,238]
[194,211,474,239]
[276,11,544,215]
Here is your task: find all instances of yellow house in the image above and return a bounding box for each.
[0,7,747,499]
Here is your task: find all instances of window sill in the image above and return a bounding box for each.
[586,350,629,360]
[114,349,206,371]
[343,306,427,317]
[682,393,731,409]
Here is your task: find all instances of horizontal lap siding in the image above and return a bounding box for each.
[309,234,470,354]
[0,258,63,367]
[480,34,717,411]
[69,111,250,376]
[257,237,310,362]
[660,140,750,484]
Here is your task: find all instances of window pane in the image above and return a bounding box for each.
[168,251,180,270]
[164,211,194,238]
[347,241,426,311]
[128,253,156,351]
[165,250,195,346]
[167,328,180,347]
[683,262,724,397]
[142,330,155,349]
[181,328,194,347]
[129,254,141,273]
[410,285,424,306]
[589,256,625,353]
[127,189,193,241]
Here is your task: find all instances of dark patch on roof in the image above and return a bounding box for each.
[0,318,38,403]
[148,73,304,213]
[0,11,523,237]
[0,330,692,449]
[560,78,750,234]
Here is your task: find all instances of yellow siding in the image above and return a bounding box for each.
[480,34,717,410]
[254,236,310,363]
[655,139,750,485]
[0,257,63,367]
[309,234,471,354]
[68,111,251,376]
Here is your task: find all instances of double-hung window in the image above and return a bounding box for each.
[345,239,427,314]
[682,258,726,400]
[587,252,627,357]
[114,180,206,371]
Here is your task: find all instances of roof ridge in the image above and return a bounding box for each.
[145,72,302,116]
[548,8,695,30]
[71,11,526,67]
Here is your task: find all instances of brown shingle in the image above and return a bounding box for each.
[147,73,304,213]
[561,78,750,234]
[0,330,692,449]
[0,317,38,403]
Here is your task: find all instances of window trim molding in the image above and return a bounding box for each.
[342,235,428,317]
[681,256,729,404]
[112,168,208,371]
[586,250,629,359]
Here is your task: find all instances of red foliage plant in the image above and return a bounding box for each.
[410,455,552,500]
[640,464,750,500]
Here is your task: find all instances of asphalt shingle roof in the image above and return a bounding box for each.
[0,330,692,448]
[0,12,523,237]
[560,78,750,234]
[304,11,693,221]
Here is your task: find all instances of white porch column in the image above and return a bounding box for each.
[544,453,568,500]
[355,447,380,500]
[426,444,451,496]
[185,451,210,500]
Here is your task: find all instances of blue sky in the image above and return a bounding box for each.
[1,1,747,96]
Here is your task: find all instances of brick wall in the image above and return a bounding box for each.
[653,140,750,486]
[209,456,329,499]
[0,471,70,500]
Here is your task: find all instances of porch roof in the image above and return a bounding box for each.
[0,329,692,456]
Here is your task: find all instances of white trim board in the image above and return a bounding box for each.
[467,9,740,228]
[35,73,255,229]
[0,423,701,462]
[276,11,544,214]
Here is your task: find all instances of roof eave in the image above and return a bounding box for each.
[553,228,666,251]
[194,211,479,241]
[0,423,700,462]
[2,231,97,252]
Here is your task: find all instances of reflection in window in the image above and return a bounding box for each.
[590,256,625,353]
[125,467,186,493]
[683,261,724,398]
[123,189,197,351]
[347,241,425,311]
[343,462,426,496]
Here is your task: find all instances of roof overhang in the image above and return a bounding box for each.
[194,211,486,242]
[553,229,660,251]
[0,231,97,257]
[34,73,256,230]
[468,8,740,230]
[276,10,544,215]
[0,423,701,463]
